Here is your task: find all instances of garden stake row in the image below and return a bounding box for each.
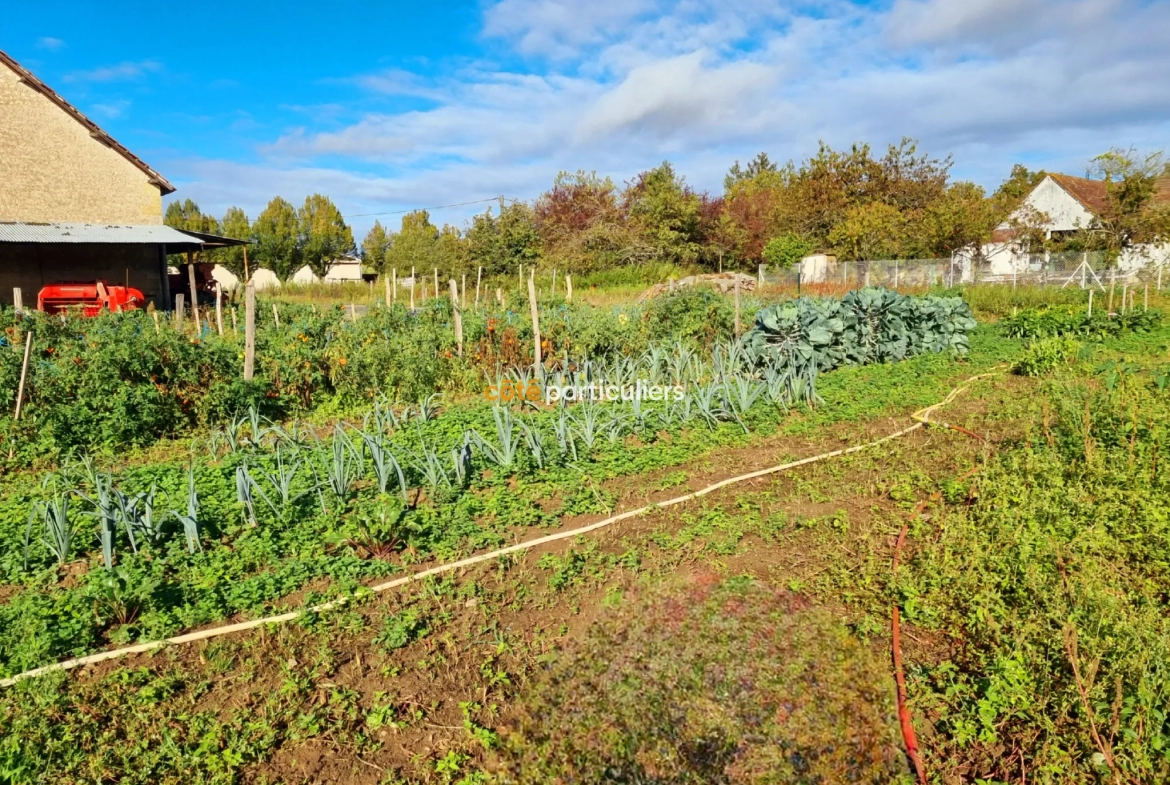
[0,371,1000,689]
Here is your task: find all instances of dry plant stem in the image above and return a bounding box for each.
[0,371,1000,688]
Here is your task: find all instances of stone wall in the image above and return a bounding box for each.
[0,66,164,224]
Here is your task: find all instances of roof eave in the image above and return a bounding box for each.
[0,49,176,195]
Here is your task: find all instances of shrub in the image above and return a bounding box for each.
[499,578,907,784]
[644,287,735,347]
[1011,336,1083,376]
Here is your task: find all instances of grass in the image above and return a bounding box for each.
[0,282,1167,784]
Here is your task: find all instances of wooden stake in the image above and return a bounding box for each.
[496,287,502,306]
[349,302,356,322]
[475,266,483,306]
[392,268,398,302]
[1144,283,1149,311]
[175,293,185,326]
[12,288,22,316]
[519,264,523,293]
[230,307,238,334]
[271,302,280,327]
[734,276,741,337]
[450,279,463,356]
[1121,283,1128,314]
[462,273,467,309]
[14,332,33,421]
[244,283,256,381]
[410,272,416,310]
[551,268,557,297]
[215,282,224,335]
[186,251,200,330]
[527,270,541,372]
[1108,270,1116,311]
[384,274,391,306]
[152,310,160,334]
[242,246,250,281]
[565,273,573,303]
[433,268,438,298]
[1087,290,1094,318]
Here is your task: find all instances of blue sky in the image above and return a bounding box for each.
[6,0,1170,239]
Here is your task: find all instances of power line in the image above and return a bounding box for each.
[343,195,522,219]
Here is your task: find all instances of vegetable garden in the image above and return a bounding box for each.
[0,281,1167,785]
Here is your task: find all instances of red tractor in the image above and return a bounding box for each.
[37,281,147,316]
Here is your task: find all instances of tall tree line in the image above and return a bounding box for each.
[167,140,1170,280]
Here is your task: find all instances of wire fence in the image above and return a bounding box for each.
[763,250,1169,291]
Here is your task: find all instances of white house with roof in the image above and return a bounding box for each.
[974,173,1170,281]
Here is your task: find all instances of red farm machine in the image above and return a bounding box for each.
[37,281,146,316]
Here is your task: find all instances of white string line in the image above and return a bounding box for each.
[1,372,997,688]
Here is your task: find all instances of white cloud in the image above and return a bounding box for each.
[89,100,130,119]
[168,0,1170,239]
[483,0,656,57]
[64,60,162,83]
[37,36,65,51]
[576,50,776,142]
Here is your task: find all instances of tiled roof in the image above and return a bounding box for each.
[0,49,175,195]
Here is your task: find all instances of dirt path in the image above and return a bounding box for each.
[45,373,1025,783]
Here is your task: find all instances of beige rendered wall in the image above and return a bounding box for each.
[0,244,168,308]
[0,66,164,224]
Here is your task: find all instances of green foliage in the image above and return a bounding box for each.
[643,287,735,347]
[1012,336,1082,376]
[747,288,977,401]
[500,579,906,783]
[999,304,1162,339]
[252,196,302,281]
[298,194,354,279]
[761,232,811,270]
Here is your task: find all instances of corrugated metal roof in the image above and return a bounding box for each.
[0,221,201,244]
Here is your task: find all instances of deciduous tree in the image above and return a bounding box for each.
[253,197,302,281]
[299,194,354,279]
[361,220,391,272]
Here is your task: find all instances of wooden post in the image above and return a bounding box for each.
[1158,262,1164,291]
[12,288,22,316]
[527,270,541,372]
[242,246,250,281]
[271,302,280,327]
[496,287,503,306]
[450,279,463,357]
[410,272,416,310]
[151,310,160,334]
[186,252,200,330]
[734,276,741,337]
[174,293,185,326]
[551,268,557,297]
[894,260,899,289]
[433,268,438,299]
[669,277,676,293]
[230,307,238,334]
[13,332,33,421]
[244,282,256,381]
[421,278,427,303]
[1144,283,1149,311]
[384,274,391,306]
[475,266,483,306]
[462,272,467,309]
[349,302,357,322]
[1121,283,1128,314]
[519,264,523,293]
[1087,289,1093,318]
[1108,270,1116,311]
[565,273,573,303]
[392,268,398,303]
[215,282,224,335]
[758,264,764,287]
